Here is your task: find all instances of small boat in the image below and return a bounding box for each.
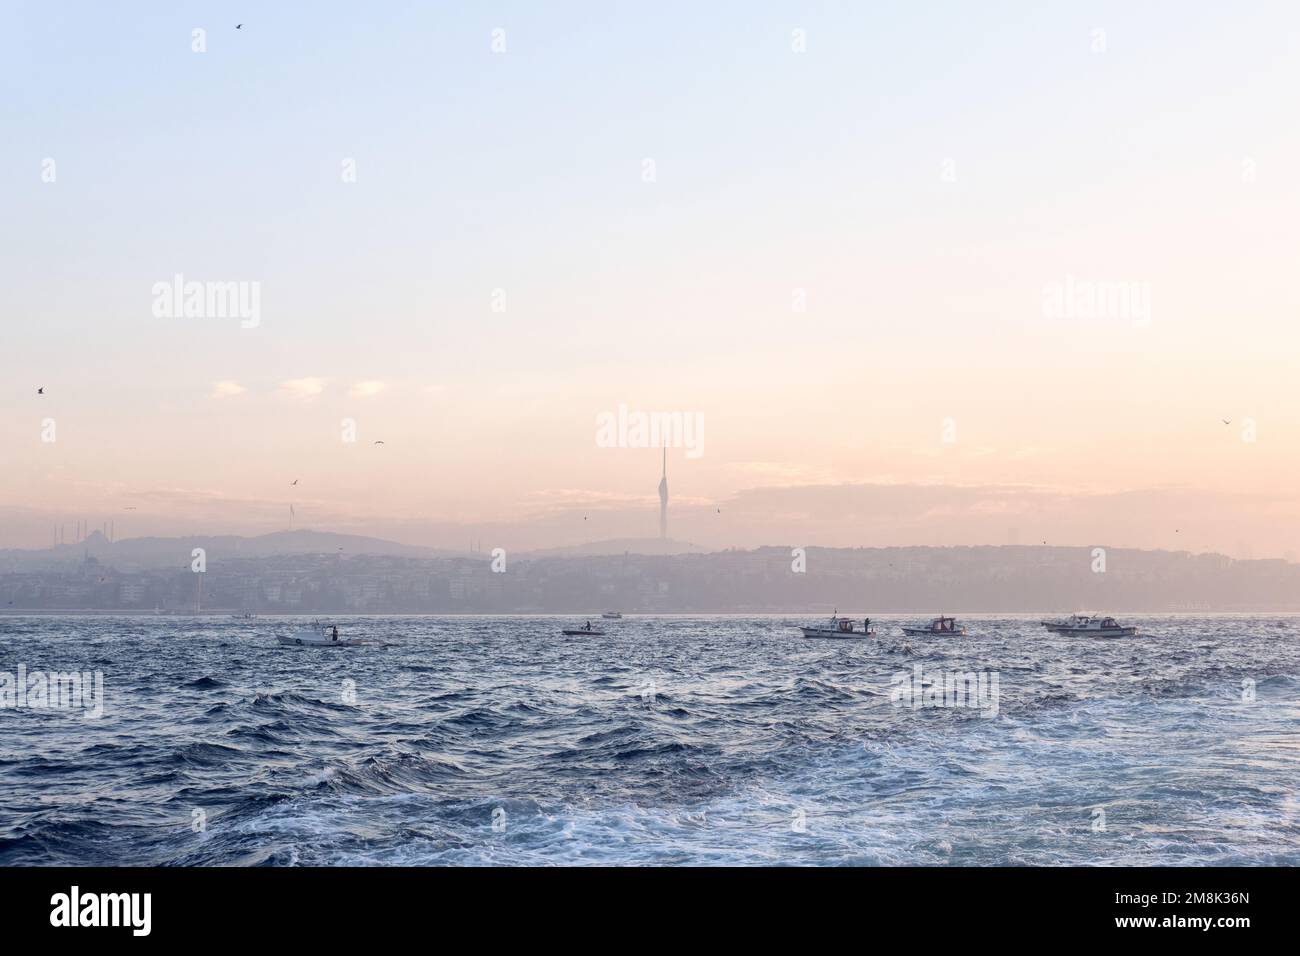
[276,623,365,647]
[562,627,604,636]
[231,611,257,620]
[900,616,966,636]
[601,611,623,620]
[1052,616,1137,638]
[799,614,876,639]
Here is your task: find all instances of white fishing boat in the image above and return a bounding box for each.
[601,611,623,619]
[799,613,876,639]
[1052,616,1137,638]
[899,616,966,636]
[231,610,257,620]
[276,622,365,647]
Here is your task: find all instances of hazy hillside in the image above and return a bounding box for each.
[0,529,457,571]
[1,539,1298,612]
[520,537,706,557]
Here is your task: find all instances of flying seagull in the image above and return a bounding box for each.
[291,479,298,486]
[373,440,385,445]
[1222,419,1231,425]
[36,387,43,395]
[236,24,243,30]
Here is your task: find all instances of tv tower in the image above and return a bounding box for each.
[658,447,668,539]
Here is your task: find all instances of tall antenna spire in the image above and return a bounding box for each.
[658,448,669,539]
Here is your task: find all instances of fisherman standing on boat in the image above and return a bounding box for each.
[331,625,339,641]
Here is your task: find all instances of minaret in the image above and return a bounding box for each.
[658,447,668,539]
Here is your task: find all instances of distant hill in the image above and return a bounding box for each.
[520,537,706,557]
[4,537,1300,612]
[0,529,458,570]
[497,544,1300,613]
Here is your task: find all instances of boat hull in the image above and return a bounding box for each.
[274,634,364,650]
[1057,627,1137,638]
[276,631,363,647]
[800,627,874,639]
[899,626,966,636]
[1041,616,1095,632]
[562,629,604,636]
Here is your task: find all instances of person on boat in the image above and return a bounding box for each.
[585,621,591,631]
[864,618,871,633]
[331,625,339,641]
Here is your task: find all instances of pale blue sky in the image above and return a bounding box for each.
[4,2,1300,552]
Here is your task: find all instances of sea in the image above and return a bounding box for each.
[1,614,1297,866]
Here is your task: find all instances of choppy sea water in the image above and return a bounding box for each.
[0,614,1297,866]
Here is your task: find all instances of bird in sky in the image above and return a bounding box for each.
[236,24,243,30]
[124,506,137,511]
[373,440,385,445]
[1222,419,1231,425]
[36,387,43,395]
[291,479,298,486]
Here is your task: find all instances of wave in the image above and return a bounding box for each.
[2,614,1299,865]
[185,675,226,689]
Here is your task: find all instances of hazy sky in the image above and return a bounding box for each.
[5,2,1300,556]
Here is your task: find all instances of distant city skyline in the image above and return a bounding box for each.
[5,536,1298,614]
